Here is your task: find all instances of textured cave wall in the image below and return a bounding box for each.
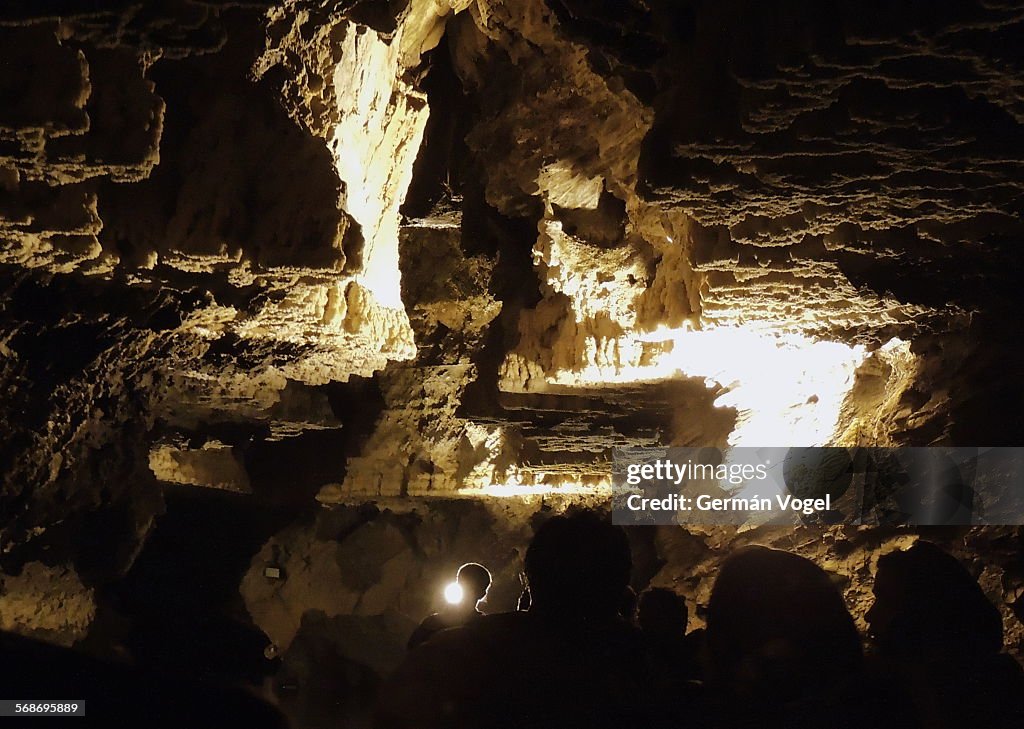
[632,0,1024,444]
[1,0,1023,710]
[0,0,429,634]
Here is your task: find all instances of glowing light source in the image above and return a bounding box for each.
[444,582,464,604]
[655,327,867,447]
[462,477,613,499]
[546,325,868,447]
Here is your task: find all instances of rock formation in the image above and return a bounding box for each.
[1,1,1023,724]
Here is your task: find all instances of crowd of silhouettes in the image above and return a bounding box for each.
[377,510,1024,729]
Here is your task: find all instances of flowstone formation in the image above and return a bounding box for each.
[1,0,1023,718]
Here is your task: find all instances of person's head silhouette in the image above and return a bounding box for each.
[637,587,688,637]
[456,562,491,609]
[524,510,631,623]
[707,545,862,703]
[867,540,1003,659]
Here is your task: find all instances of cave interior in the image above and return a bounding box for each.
[1,0,1024,726]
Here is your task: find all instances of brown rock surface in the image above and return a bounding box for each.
[0,0,1021,693]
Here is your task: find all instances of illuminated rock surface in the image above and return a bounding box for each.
[1,0,1023,719]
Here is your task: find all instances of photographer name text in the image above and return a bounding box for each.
[625,492,831,515]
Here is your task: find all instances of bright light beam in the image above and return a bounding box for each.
[549,325,867,447]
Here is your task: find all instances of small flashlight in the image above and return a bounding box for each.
[444,581,464,604]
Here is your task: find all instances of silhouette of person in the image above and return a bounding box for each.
[620,585,638,624]
[375,510,652,729]
[867,540,1024,729]
[407,562,491,650]
[705,545,866,729]
[637,586,687,637]
[637,586,703,675]
[516,585,531,611]
[637,586,702,724]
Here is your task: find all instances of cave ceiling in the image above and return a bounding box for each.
[1,0,1023,561]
